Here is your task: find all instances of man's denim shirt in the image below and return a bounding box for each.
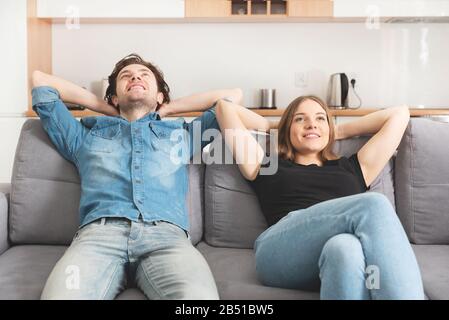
[32,86,220,232]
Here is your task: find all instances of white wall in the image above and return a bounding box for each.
[1,9,449,183]
[0,0,28,184]
[52,22,449,108]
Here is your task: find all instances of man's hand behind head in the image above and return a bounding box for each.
[98,101,120,117]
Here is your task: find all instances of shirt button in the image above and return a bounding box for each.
[136,150,141,154]
[138,200,143,204]
[134,166,140,170]
[136,179,141,184]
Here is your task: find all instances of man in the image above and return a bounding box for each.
[32,53,242,299]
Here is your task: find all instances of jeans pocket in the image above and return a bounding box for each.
[71,220,99,242]
[162,221,188,239]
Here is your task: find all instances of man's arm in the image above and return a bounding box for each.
[32,71,119,116]
[158,88,243,117]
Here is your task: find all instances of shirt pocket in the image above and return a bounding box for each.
[87,124,121,153]
[149,122,189,162]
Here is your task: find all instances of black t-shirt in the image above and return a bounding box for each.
[250,153,369,226]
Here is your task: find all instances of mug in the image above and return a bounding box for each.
[260,89,276,109]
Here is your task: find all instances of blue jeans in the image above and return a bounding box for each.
[254,193,424,300]
[41,218,219,300]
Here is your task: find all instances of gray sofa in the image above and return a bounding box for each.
[0,118,448,300]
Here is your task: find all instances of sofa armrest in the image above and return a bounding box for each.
[0,192,9,255]
[0,183,10,195]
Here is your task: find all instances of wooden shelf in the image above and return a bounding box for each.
[331,108,449,117]
[26,108,449,118]
[47,16,357,24]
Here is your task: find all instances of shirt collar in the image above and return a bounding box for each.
[81,112,161,128]
[81,115,121,129]
[117,111,161,122]
[138,111,161,122]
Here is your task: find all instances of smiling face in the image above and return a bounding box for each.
[278,96,337,163]
[112,63,164,113]
[289,99,330,156]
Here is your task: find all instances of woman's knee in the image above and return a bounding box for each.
[361,192,396,221]
[319,233,365,270]
[363,193,392,210]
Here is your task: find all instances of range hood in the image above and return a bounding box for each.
[334,0,449,22]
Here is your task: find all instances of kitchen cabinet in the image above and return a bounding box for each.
[185,0,231,17]
[288,0,333,17]
[186,1,332,19]
[36,0,185,19]
[333,0,449,20]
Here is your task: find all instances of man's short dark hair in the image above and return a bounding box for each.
[105,53,171,109]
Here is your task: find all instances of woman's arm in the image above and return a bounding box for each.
[335,106,408,140]
[158,88,244,117]
[215,100,267,181]
[32,71,119,116]
[356,106,410,187]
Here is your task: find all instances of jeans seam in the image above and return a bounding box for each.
[140,258,166,299]
[100,261,122,300]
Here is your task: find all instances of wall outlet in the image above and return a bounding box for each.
[295,72,308,88]
[347,73,358,86]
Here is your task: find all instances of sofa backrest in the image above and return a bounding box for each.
[10,120,80,245]
[204,134,396,249]
[395,118,449,244]
[9,119,205,246]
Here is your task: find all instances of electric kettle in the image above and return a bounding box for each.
[327,73,361,109]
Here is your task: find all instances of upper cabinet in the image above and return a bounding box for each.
[185,0,333,18]
[35,0,449,21]
[334,0,449,19]
[288,0,333,17]
[37,0,185,19]
[185,0,231,17]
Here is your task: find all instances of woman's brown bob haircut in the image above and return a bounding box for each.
[278,95,339,163]
[104,53,170,109]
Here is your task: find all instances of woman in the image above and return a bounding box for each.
[215,96,424,300]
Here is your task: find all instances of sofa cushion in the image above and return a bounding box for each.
[187,164,206,245]
[10,120,205,245]
[333,136,396,209]
[0,193,8,255]
[0,245,67,299]
[196,242,320,300]
[0,245,150,300]
[396,119,449,244]
[204,135,396,248]
[205,163,267,248]
[412,244,449,300]
[0,184,11,195]
[10,120,80,245]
